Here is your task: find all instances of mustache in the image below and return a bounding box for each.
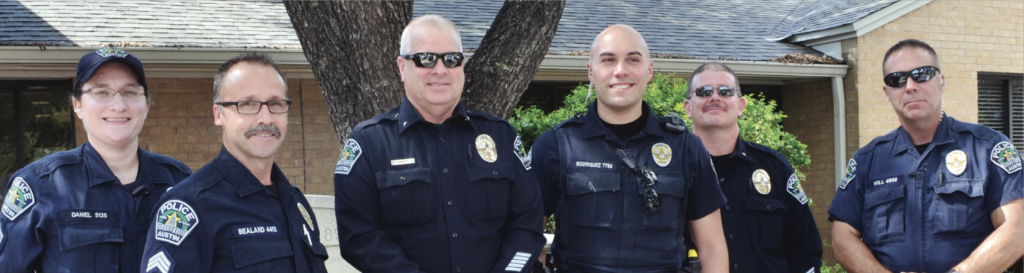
[244,124,281,139]
[703,103,725,111]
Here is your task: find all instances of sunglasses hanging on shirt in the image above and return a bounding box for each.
[401,52,465,68]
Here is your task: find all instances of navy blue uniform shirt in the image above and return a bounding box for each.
[532,102,727,273]
[334,99,545,273]
[829,114,1024,272]
[0,143,191,273]
[140,146,328,273]
[713,139,822,273]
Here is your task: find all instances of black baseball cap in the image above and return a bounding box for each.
[74,47,148,97]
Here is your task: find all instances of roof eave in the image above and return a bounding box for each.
[787,0,932,46]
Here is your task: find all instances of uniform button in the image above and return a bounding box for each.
[766,205,771,209]
[447,201,453,206]
[728,234,734,239]
[493,171,498,175]
[724,205,730,210]
[440,138,445,142]
[734,264,739,269]
[443,168,449,173]
[719,178,725,183]
[452,233,458,238]
[456,267,461,272]
[400,176,406,181]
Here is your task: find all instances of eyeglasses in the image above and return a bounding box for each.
[83,87,146,101]
[215,100,292,114]
[401,52,465,68]
[693,86,737,98]
[883,66,940,88]
[616,149,661,213]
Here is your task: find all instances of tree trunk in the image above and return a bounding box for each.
[284,0,564,141]
[462,0,565,119]
[283,1,413,140]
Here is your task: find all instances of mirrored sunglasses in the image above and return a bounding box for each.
[694,86,737,98]
[883,66,940,88]
[401,52,465,68]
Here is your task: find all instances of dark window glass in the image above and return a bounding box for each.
[1,80,75,198]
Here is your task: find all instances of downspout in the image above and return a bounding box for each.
[832,76,847,189]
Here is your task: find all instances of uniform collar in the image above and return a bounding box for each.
[213,146,290,198]
[893,112,954,154]
[729,138,757,163]
[397,98,472,135]
[582,101,665,139]
[83,142,167,187]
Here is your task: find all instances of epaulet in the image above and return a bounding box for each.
[659,112,689,133]
[551,111,587,130]
[861,129,898,153]
[351,108,400,135]
[745,141,791,165]
[947,116,1000,141]
[144,150,193,175]
[25,148,82,178]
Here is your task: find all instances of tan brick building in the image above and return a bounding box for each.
[2,0,1022,267]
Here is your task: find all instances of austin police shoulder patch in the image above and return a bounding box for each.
[840,159,856,190]
[651,143,672,167]
[3,177,36,221]
[335,139,363,175]
[95,47,130,58]
[787,173,808,205]
[945,150,968,176]
[751,169,771,195]
[476,134,498,163]
[514,135,531,170]
[154,200,199,246]
[991,141,1022,174]
[297,202,314,231]
[146,247,174,273]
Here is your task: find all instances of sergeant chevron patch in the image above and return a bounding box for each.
[146,248,174,273]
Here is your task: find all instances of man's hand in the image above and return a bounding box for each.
[832,221,891,273]
[951,198,1024,272]
[688,209,728,273]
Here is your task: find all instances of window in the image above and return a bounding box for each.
[1,80,76,184]
[977,74,1023,148]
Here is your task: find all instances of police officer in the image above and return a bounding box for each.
[531,24,729,273]
[139,53,328,273]
[829,39,1023,272]
[0,48,192,272]
[334,14,545,273]
[683,62,822,272]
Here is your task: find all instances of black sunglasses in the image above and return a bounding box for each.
[883,66,940,88]
[616,149,661,213]
[694,86,737,98]
[401,52,465,68]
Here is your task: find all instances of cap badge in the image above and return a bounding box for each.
[94,47,129,58]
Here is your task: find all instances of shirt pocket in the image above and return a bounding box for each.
[641,172,687,230]
[376,167,436,227]
[58,223,124,273]
[862,184,906,245]
[230,238,295,273]
[565,170,621,228]
[932,178,986,240]
[744,197,787,250]
[467,163,515,222]
[304,240,330,273]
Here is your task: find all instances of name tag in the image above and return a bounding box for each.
[574,161,615,170]
[62,210,117,222]
[233,224,282,237]
[391,158,415,166]
[868,175,903,190]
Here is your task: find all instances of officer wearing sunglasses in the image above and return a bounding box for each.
[532,24,729,273]
[334,15,545,273]
[683,62,823,272]
[830,39,1023,273]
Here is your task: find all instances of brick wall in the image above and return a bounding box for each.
[781,78,837,264]
[75,77,342,195]
[846,0,1024,147]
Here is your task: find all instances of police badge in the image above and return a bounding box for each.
[651,143,672,167]
[945,150,967,176]
[752,169,771,195]
[476,134,497,163]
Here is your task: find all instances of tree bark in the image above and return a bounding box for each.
[283,1,412,140]
[462,0,565,119]
[284,0,564,141]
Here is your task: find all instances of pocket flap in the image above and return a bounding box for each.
[231,238,294,269]
[309,240,329,259]
[649,172,686,197]
[467,163,515,183]
[567,171,620,195]
[864,185,905,209]
[59,224,124,251]
[377,168,431,189]
[933,179,984,197]
[745,197,786,213]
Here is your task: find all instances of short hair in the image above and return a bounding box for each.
[686,62,741,99]
[212,52,286,103]
[882,39,940,74]
[399,15,462,55]
[589,24,651,63]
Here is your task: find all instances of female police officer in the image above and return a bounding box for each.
[0,48,191,273]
